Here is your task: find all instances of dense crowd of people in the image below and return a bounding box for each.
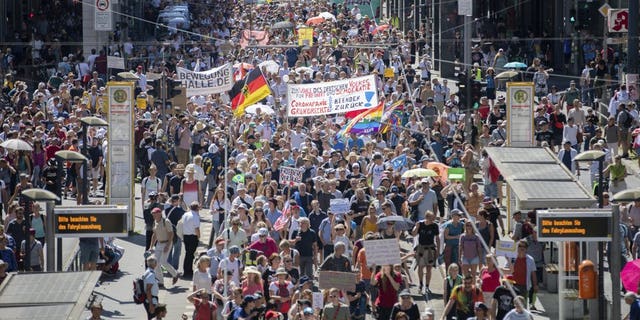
[1,1,640,320]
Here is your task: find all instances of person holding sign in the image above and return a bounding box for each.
[371,264,403,320]
[411,211,440,294]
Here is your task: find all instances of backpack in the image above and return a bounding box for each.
[133,270,151,304]
[202,153,214,175]
[623,110,634,128]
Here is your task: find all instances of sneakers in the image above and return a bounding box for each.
[172,275,179,285]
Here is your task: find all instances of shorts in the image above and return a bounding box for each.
[79,240,100,265]
[486,87,496,100]
[483,181,498,199]
[88,166,100,179]
[461,256,480,265]
[415,245,437,267]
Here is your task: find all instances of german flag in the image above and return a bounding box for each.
[230,68,271,117]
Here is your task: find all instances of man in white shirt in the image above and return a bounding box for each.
[290,124,307,149]
[143,255,160,318]
[181,201,201,277]
[218,245,243,284]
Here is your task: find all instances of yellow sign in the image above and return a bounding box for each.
[383,68,394,78]
[298,27,314,47]
[136,96,147,110]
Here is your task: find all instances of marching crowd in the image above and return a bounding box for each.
[1,1,640,320]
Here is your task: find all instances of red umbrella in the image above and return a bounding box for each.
[621,258,640,292]
[372,24,390,35]
[305,16,325,26]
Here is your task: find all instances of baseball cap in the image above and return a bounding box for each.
[399,289,411,297]
[258,227,269,236]
[229,246,241,254]
[475,302,489,311]
[420,178,430,184]
[303,307,314,315]
[151,207,162,213]
[450,209,462,216]
[243,295,257,304]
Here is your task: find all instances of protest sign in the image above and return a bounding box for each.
[287,75,379,117]
[496,240,517,259]
[312,292,324,310]
[176,64,233,97]
[279,166,304,186]
[298,27,314,46]
[330,199,350,214]
[318,271,357,291]
[363,239,401,266]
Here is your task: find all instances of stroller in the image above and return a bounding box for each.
[98,238,124,275]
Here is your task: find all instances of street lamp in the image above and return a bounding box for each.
[21,189,59,272]
[80,117,109,205]
[573,149,606,320]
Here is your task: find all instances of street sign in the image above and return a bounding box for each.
[95,0,113,31]
[54,206,128,237]
[598,3,611,17]
[537,210,611,241]
[608,9,629,32]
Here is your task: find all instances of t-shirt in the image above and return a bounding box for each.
[448,285,483,318]
[291,228,318,257]
[443,221,463,246]
[416,221,439,246]
[503,309,534,320]
[493,286,521,320]
[374,272,403,308]
[408,189,438,220]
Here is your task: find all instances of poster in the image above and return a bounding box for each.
[312,292,324,310]
[279,166,304,186]
[330,199,351,214]
[176,64,233,97]
[318,271,357,291]
[287,75,378,117]
[495,240,517,259]
[298,27,314,46]
[362,239,402,266]
[506,82,534,147]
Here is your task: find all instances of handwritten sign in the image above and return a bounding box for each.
[318,271,357,291]
[330,199,350,214]
[279,166,304,186]
[312,292,324,310]
[176,64,233,97]
[363,239,401,266]
[496,240,517,259]
[287,75,379,117]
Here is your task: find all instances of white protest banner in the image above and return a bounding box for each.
[279,166,304,186]
[496,240,517,259]
[312,292,324,310]
[176,64,233,97]
[107,56,125,69]
[363,238,401,266]
[287,75,378,117]
[330,199,350,214]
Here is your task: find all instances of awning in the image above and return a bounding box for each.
[0,271,101,319]
[484,147,597,209]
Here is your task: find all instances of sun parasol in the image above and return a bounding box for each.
[401,168,439,179]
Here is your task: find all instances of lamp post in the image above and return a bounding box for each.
[574,150,605,319]
[54,150,88,271]
[80,117,109,205]
[21,189,59,272]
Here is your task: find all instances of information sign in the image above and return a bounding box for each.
[55,206,128,237]
[537,210,611,241]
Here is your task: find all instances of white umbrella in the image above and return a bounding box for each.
[258,60,281,74]
[1,139,33,151]
[319,12,337,21]
[295,66,313,74]
[245,104,275,115]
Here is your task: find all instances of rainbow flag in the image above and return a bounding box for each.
[381,99,404,133]
[337,101,384,140]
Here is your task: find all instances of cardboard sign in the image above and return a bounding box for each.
[279,166,304,186]
[298,27,314,46]
[362,239,402,266]
[329,198,350,214]
[318,271,357,291]
[495,240,517,259]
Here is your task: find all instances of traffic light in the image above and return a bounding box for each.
[146,80,160,97]
[456,72,467,108]
[167,79,182,99]
[569,9,577,24]
[470,80,482,108]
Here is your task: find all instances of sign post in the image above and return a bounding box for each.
[94,0,113,31]
[54,206,129,238]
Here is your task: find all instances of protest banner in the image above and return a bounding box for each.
[318,271,357,291]
[176,64,233,97]
[330,199,350,215]
[312,292,324,310]
[298,27,314,46]
[363,238,401,266]
[287,75,379,117]
[279,166,304,186]
[496,240,517,258]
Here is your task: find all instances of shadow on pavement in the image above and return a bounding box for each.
[119,233,147,247]
[166,286,189,294]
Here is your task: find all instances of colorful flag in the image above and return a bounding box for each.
[230,68,271,117]
[337,101,384,140]
[380,99,404,133]
[273,201,291,231]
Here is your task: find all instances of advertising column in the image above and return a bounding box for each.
[107,82,135,231]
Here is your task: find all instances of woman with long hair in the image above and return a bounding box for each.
[371,265,402,320]
[210,187,230,237]
[192,256,212,300]
[361,205,379,237]
[459,221,483,279]
[241,267,264,296]
[31,140,45,187]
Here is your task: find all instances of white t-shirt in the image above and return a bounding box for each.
[218,257,242,284]
[182,211,201,235]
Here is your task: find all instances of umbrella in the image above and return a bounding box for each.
[426,162,449,181]
[21,188,60,201]
[377,215,415,231]
[233,62,254,70]
[0,139,32,151]
[372,24,391,35]
[306,16,325,26]
[495,70,519,80]
[503,61,527,69]
[245,103,275,115]
[258,60,280,74]
[613,188,640,202]
[621,259,640,292]
[319,12,337,21]
[117,71,139,80]
[401,168,438,178]
[295,66,313,74]
[272,21,295,29]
